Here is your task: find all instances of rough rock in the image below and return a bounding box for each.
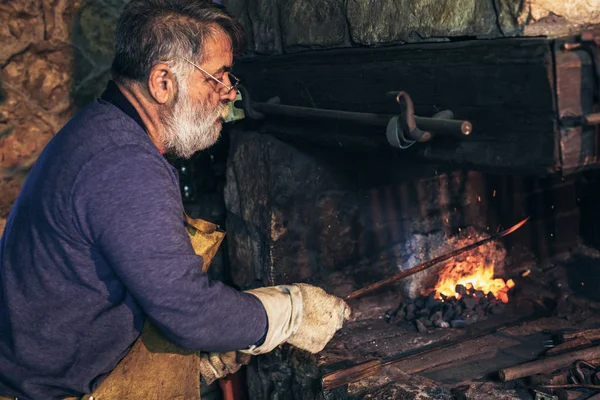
[494,0,523,35]
[71,0,124,107]
[346,0,501,45]
[224,131,502,298]
[523,0,600,37]
[0,0,80,219]
[279,0,348,50]
[0,1,46,66]
[246,0,282,54]
[224,131,359,287]
[233,0,600,52]
[0,0,124,219]
[222,0,255,53]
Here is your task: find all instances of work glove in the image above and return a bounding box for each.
[242,283,351,355]
[199,351,251,385]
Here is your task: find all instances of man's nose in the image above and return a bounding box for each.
[219,74,238,102]
[220,88,237,103]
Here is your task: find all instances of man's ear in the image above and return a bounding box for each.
[148,63,176,105]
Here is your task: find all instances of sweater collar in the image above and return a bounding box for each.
[100,80,147,132]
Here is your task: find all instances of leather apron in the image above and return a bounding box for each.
[86,215,226,400]
[0,216,227,400]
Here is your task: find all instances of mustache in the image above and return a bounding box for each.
[216,103,229,120]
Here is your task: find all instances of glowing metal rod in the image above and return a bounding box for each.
[345,217,530,301]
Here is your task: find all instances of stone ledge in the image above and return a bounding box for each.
[226,0,600,55]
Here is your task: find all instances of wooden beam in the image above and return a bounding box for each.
[555,40,600,174]
[233,37,594,175]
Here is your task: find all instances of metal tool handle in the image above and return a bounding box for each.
[345,217,529,300]
[237,86,472,143]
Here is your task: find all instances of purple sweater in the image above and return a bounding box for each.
[0,83,267,399]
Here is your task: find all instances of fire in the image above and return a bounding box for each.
[428,228,515,303]
[433,260,515,303]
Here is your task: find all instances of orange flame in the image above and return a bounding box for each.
[433,259,514,303]
[424,227,515,304]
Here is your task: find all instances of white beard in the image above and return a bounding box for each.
[161,83,227,159]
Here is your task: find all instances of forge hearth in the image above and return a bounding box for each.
[222,130,600,399]
[2,0,600,398]
[218,24,600,400]
[224,131,578,295]
[377,226,517,333]
[239,246,600,400]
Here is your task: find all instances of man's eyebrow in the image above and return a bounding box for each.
[213,65,232,75]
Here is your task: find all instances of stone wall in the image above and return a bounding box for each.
[0,0,124,231]
[224,131,581,299]
[1,0,598,232]
[224,0,600,54]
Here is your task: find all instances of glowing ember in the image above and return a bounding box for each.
[433,261,514,303]
[428,228,515,304]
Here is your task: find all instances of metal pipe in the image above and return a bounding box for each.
[416,117,472,137]
[583,113,600,126]
[251,102,390,126]
[251,102,472,138]
[236,86,473,149]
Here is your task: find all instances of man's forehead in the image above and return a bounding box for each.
[201,30,233,64]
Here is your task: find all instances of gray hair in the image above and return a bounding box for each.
[111,0,245,84]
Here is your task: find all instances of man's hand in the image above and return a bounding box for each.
[243,284,351,355]
[286,284,350,353]
[199,351,251,385]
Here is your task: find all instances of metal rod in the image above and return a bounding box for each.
[583,113,600,126]
[416,117,472,136]
[345,217,530,300]
[251,102,472,138]
[252,102,390,126]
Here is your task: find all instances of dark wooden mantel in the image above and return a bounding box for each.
[233,37,599,175]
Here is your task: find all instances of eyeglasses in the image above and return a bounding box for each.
[180,56,240,94]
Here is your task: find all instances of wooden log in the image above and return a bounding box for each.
[561,328,600,342]
[530,368,570,386]
[546,337,592,355]
[499,345,600,381]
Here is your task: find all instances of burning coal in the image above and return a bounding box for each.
[433,262,515,304]
[426,228,514,303]
[383,227,519,331]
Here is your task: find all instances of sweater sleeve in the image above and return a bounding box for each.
[71,145,267,352]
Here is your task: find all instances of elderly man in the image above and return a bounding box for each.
[0,1,350,399]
